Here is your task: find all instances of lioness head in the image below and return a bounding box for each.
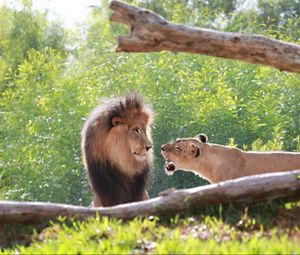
[161,134,208,175]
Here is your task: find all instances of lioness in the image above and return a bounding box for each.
[161,134,300,183]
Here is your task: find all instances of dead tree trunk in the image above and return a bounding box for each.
[1,170,300,224]
[109,0,300,73]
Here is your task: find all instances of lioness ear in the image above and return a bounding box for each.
[112,116,124,126]
[195,133,208,143]
[190,144,200,158]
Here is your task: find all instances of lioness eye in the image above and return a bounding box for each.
[174,146,180,151]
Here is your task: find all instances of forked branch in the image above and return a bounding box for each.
[109,0,300,73]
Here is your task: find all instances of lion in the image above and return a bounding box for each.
[161,134,300,183]
[81,93,154,207]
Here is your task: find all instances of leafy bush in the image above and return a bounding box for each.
[0,1,299,205]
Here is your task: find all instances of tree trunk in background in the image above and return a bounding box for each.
[109,0,300,74]
[1,170,300,224]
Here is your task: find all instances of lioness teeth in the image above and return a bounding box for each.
[164,161,175,171]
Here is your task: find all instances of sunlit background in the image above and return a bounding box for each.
[0,0,263,28]
[0,0,100,27]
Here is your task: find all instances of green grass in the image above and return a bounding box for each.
[1,202,300,254]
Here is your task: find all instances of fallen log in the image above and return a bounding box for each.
[1,170,300,224]
[109,0,300,73]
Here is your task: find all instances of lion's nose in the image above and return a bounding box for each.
[161,145,165,151]
[146,145,152,151]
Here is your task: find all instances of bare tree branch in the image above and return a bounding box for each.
[109,0,300,73]
[1,170,300,224]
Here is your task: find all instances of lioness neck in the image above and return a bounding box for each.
[195,143,244,183]
[179,144,226,183]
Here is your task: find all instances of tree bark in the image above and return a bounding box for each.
[109,0,300,73]
[1,170,300,224]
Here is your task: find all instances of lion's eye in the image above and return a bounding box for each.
[174,146,180,152]
[133,127,140,134]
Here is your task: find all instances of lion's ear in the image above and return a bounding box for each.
[195,133,208,143]
[190,144,200,158]
[112,116,124,126]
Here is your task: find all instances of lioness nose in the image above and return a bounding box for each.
[161,145,165,151]
[146,145,152,151]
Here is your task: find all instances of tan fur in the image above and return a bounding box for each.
[81,94,154,207]
[161,134,300,183]
[93,114,152,175]
[92,195,103,207]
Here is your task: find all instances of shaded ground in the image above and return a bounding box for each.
[0,201,299,254]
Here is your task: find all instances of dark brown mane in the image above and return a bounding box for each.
[81,93,154,207]
[104,93,152,129]
[87,158,151,206]
[84,93,153,133]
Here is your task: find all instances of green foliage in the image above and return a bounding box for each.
[0,0,299,205]
[258,0,300,27]
[0,2,66,94]
[0,48,88,204]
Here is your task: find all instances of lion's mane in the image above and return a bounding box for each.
[81,93,154,206]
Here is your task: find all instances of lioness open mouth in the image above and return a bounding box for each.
[164,160,176,175]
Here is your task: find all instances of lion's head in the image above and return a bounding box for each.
[109,107,153,163]
[161,134,208,175]
[82,93,154,176]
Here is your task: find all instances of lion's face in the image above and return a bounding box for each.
[111,114,152,162]
[161,134,208,175]
[127,119,152,162]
